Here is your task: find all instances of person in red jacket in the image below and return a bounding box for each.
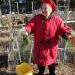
[24,0,72,75]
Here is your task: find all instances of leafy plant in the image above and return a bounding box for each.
[19,34,33,62]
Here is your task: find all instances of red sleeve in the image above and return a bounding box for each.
[25,17,35,34]
[57,16,71,36]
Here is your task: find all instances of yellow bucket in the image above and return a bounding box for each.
[16,62,33,75]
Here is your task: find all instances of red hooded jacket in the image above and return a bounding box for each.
[25,0,71,66]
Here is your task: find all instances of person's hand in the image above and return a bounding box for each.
[71,30,75,37]
[67,33,75,47]
[67,30,75,40]
[19,27,28,37]
[21,31,28,37]
[67,33,72,40]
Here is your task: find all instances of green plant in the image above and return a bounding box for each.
[19,35,33,62]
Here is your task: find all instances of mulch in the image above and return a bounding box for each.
[0,62,75,75]
[0,72,49,75]
[0,71,17,75]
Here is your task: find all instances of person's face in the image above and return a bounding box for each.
[41,3,52,19]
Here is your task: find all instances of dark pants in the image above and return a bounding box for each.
[37,63,56,75]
